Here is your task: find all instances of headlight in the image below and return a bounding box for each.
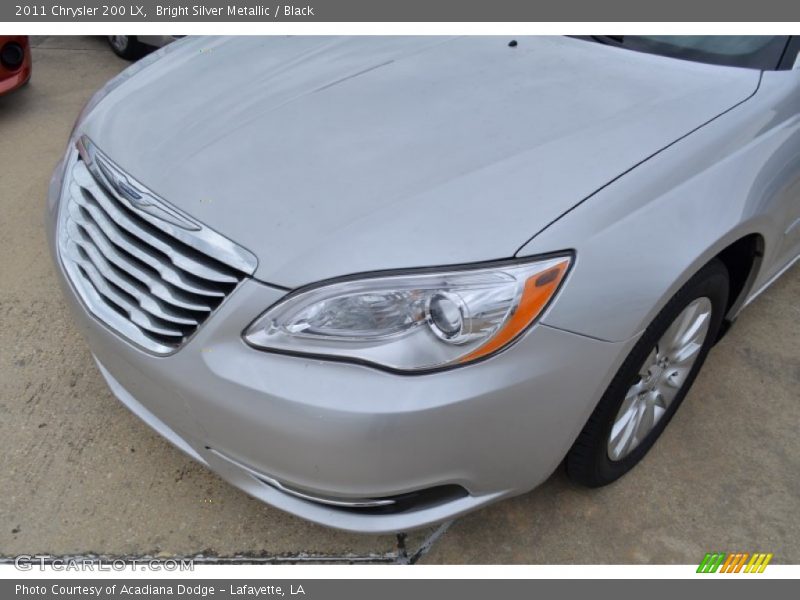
[244,255,571,372]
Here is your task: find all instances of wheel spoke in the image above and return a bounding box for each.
[679,309,710,347]
[657,381,678,407]
[609,390,639,453]
[612,403,637,434]
[610,399,641,460]
[662,299,711,356]
[672,340,702,365]
[607,297,713,462]
[634,399,656,442]
[663,303,696,352]
[622,381,643,408]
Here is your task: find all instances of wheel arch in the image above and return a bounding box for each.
[712,232,765,342]
[637,227,769,346]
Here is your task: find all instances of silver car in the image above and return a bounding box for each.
[46,36,800,533]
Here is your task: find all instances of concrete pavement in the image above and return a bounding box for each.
[1,36,797,564]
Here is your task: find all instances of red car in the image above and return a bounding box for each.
[0,35,31,96]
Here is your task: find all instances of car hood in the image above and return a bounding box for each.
[82,36,760,287]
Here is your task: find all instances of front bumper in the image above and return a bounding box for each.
[46,157,637,533]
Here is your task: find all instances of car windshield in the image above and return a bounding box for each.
[581,36,789,70]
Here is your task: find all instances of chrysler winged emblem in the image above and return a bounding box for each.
[78,135,200,231]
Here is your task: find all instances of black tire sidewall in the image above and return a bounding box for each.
[567,260,729,487]
[108,36,141,60]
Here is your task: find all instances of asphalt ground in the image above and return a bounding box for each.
[1,36,798,564]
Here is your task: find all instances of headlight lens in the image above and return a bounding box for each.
[245,255,571,372]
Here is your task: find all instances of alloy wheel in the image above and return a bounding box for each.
[607,297,713,461]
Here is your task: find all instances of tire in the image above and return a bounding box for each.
[107,36,145,60]
[566,259,729,487]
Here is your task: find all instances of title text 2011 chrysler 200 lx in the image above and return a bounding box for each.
[46,36,800,532]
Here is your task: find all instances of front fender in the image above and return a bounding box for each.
[518,70,800,342]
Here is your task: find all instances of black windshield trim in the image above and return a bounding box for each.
[574,35,792,71]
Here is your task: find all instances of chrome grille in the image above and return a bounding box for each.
[57,137,257,354]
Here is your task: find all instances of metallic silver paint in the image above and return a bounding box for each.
[207,448,398,508]
[47,195,637,529]
[47,36,800,531]
[522,68,800,341]
[78,36,759,286]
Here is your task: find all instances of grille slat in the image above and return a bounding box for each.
[66,224,201,327]
[71,192,227,298]
[71,168,239,284]
[57,144,255,354]
[66,244,186,338]
[66,202,213,312]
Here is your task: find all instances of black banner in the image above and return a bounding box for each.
[3,579,798,599]
[3,0,800,22]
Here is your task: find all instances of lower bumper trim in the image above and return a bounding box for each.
[208,447,468,514]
